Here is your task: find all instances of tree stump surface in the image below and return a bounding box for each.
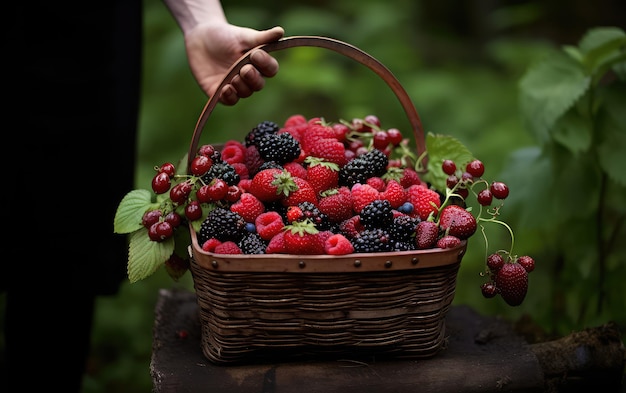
[151,288,625,393]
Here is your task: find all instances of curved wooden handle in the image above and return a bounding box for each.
[187,36,425,168]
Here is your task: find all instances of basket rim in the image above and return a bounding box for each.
[189,226,466,273]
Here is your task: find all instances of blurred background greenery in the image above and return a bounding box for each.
[4,0,626,391]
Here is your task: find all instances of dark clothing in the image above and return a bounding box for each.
[3,1,143,390]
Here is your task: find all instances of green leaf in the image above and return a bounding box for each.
[519,52,590,144]
[596,87,626,186]
[423,133,474,192]
[577,27,626,74]
[551,109,592,154]
[127,230,174,283]
[114,189,157,234]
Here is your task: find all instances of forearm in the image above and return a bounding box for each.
[162,0,227,34]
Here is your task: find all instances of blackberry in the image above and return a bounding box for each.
[359,199,393,229]
[339,149,388,187]
[258,161,284,171]
[257,133,301,165]
[245,120,280,147]
[201,161,240,186]
[297,201,331,230]
[388,215,419,243]
[392,240,416,252]
[238,232,267,254]
[198,207,246,244]
[351,228,393,253]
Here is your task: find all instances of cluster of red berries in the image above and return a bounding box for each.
[439,158,534,306]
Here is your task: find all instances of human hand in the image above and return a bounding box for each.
[184,24,284,105]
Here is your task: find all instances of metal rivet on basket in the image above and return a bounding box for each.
[411,257,419,265]
[385,260,392,268]
[211,260,218,268]
[354,260,361,267]
[299,260,306,268]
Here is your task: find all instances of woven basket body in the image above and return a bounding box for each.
[186,36,467,364]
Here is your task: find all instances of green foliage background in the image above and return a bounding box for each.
[8,1,626,392]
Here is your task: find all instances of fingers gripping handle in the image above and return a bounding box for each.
[187,36,425,169]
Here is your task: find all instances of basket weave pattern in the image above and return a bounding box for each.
[187,36,467,364]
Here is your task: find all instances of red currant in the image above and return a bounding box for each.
[386,128,403,146]
[184,200,203,221]
[142,210,162,229]
[190,155,213,176]
[224,185,242,203]
[159,162,176,178]
[170,181,192,204]
[481,282,498,298]
[490,181,509,199]
[477,188,493,206]
[487,253,505,272]
[363,114,381,130]
[373,131,390,150]
[151,172,171,194]
[461,171,474,183]
[517,255,535,272]
[198,144,215,158]
[442,159,456,176]
[149,221,173,242]
[466,159,485,178]
[446,175,459,189]
[456,187,469,199]
[164,212,182,228]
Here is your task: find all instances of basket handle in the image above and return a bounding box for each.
[187,35,425,168]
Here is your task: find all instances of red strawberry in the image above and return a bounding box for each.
[283,220,324,254]
[305,157,340,195]
[283,161,308,180]
[324,233,355,255]
[255,211,285,241]
[351,183,381,213]
[381,180,407,209]
[229,192,265,223]
[438,204,477,239]
[415,221,439,249]
[281,177,318,207]
[495,262,528,306]
[249,168,296,203]
[318,186,354,223]
[436,235,461,249]
[406,184,441,220]
[266,231,286,254]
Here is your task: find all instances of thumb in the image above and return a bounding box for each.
[249,26,285,48]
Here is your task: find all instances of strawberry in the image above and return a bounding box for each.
[281,177,318,207]
[406,184,441,220]
[495,262,528,306]
[283,220,324,255]
[229,192,265,223]
[305,157,340,195]
[436,235,461,249]
[249,168,296,203]
[324,233,355,255]
[381,180,407,209]
[283,161,308,180]
[416,220,439,249]
[437,204,477,239]
[318,186,354,223]
[255,211,285,241]
[265,231,286,254]
[351,183,381,213]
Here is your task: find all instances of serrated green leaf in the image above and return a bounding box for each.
[423,133,474,192]
[127,230,174,283]
[114,189,157,234]
[519,52,590,144]
[551,110,592,154]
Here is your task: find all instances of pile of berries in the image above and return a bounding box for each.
[126,114,534,305]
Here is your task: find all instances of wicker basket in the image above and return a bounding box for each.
[186,36,467,364]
